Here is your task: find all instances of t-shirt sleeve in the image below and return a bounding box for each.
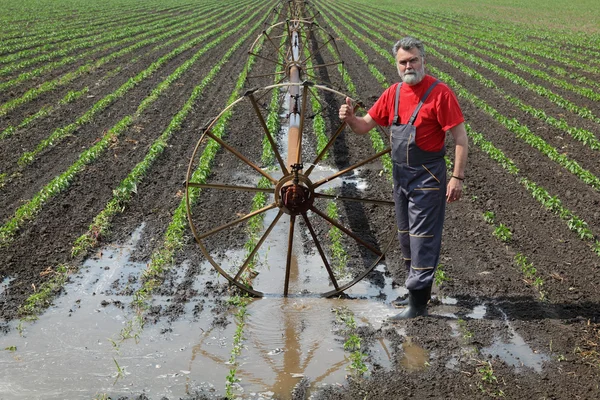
[367,85,396,127]
[437,88,464,132]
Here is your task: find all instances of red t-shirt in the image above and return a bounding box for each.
[368,75,464,152]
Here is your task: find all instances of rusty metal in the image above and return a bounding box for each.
[312,147,391,188]
[186,182,273,193]
[248,93,289,174]
[186,1,396,298]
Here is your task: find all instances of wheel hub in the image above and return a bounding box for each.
[275,163,314,215]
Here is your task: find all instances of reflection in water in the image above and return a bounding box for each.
[186,297,394,399]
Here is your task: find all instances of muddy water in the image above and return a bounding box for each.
[0,222,544,398]
[481,308,549,372]
[0,223,403,399]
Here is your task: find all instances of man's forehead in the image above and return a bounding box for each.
[396,48,420,59]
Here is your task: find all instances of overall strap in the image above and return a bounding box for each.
[392,82,403,125]
[408,79,440,125]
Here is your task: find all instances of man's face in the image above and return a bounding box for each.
[396,47,425,85]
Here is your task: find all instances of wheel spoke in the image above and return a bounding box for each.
[203,129,278,184]
[305,119,347,177]
[186,182,273,193]
[247,93,289,175]
[312,147,391,189]
[321,232,396,298]
[284,215,296,296]
[299,35,334,66]
[309,205,382,257]
[247,71,286,80]
[233,210,284,282]
[301,212,339,291]
[314,192,394,206]
[197,203,277,240]
[265,31,286,60]
[248,51,286,67]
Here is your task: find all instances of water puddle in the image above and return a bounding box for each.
[481,308,549,372]
[466,304,487,319]
[0,276,15,296]
[0,224,402,399]
[431,297,488,320]
[399,337,429,372]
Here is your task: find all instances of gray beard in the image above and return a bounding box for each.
[401,71,423,85]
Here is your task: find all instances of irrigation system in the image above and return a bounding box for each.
[185,0,395,297]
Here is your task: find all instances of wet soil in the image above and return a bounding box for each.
[2,1,600,399]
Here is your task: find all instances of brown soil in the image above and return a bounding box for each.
[1,1,599,399]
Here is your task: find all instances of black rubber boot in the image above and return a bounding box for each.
[388,286,432,320]
[391,294,410,308]
[392,285,432,308]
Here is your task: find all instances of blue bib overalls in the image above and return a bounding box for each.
[391,81,446,291]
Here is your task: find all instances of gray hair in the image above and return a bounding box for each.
[392,36,425,58]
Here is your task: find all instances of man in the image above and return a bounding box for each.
[339,36,468,319]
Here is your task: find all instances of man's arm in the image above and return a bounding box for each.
[339,97,378,134]
[447,122,468,203]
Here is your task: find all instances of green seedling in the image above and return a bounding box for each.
[493,223,512,243]
[457,318,474,340]
[434,264,450,286]
[113,357,125,384]
[332,307,369,377]
[483,211,495,224]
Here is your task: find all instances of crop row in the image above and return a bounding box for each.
[406,8,600,63]
[0,1,237,93]
[327,4,600,195]
[0,0,252,117]
[0,1,187,59]
[17,2,273,320]
[0,4,266,247]
[132,3,275,310]
[14,4,254,169]
[0,6,192,65]
[343,2,600,129]
[0,5,153,52]
[400,12,600,98]
[0,6,202,77]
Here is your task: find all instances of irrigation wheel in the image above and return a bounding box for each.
[244,19,345,91]
[186,82,396,297]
